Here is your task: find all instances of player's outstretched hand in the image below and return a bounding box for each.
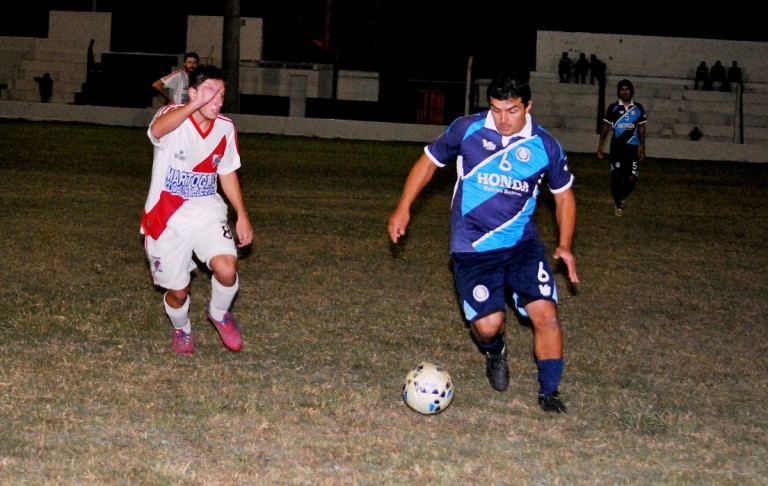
[235,218,253,248]
[388,211,409,244]
[553,245,579,284]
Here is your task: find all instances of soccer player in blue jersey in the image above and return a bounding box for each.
[388,71,579,413]
[597,79,647,216]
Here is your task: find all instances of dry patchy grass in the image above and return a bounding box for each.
[0,120,766,485]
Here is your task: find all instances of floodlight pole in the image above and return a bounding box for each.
[223,0,241,114]
[465,56,473,115]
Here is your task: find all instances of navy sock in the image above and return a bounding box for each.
[477,335,505,355]
[537,358,564,395]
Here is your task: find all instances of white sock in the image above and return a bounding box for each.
[209,274,238,321]
[164,293,192,333]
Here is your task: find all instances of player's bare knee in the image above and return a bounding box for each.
[471,313,505,341]
[531,314,561,336]
[165,289,189,308]
[210,255,237,284]
[526,302,559,330]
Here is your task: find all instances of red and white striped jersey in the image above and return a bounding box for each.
[160,69,191,105]
[140,105,241,240]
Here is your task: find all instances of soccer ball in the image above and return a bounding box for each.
[402,362,454,415]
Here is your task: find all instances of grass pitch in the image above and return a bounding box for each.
[0,120,766,485]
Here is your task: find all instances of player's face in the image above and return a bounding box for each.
[489,96,530,136]
[192,79,225,119]
[618,85,632,102]
[184,57,199,73]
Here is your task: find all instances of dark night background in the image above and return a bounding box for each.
[3,1,766,81]
[2,1,764,121]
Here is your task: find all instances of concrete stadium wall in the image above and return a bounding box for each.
[2,18,765,163]
[537,31,768,86]
[0,11,377,105]
[1,101,764,163]
[186,16,264,66]
[0,12,111,87]
[0,11,262,90]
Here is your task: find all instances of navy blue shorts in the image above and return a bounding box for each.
[452,239,558,322]
[609,144,640,176]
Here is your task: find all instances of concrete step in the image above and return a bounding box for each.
[561,115,596,131]
[682,89,739,102]
[7,86,75,104]
[642,98,681,112]
[533,102,595,117]
[691,111,737,125]
[745,125,768,142]
[680,98,737,115]
[674,123,735,141]
[17,60,87,78]
[10,77,83,92]
[31,45,91,64]
[743,114,768,127]
[742,92,768,105]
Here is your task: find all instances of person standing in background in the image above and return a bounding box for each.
[558,52,573,83]
[152,51,200,105]
[33,73,53,103]
[597,79,647,217]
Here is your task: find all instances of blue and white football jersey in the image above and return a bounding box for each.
[426,112,574,253]
[603,100,647,146]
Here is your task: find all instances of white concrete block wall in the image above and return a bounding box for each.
[2,11,110,103]
[742,92,768,132]
[187,15,263,67]
[0,14,764,160]
[238,65,333,98]
[537,31,768,85]
[529,72,746,142]
[0,100,765,163]
[337,71,379,102]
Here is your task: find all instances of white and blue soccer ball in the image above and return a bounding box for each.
[403,362,454,415]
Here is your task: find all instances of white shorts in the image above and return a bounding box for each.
[144,198,237,290]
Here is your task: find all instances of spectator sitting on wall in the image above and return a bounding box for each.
[709,61,726,92]
[573,53,589,84]
[694,61,709,90]
[558,52,573,83]
[590,54,606,86]
[726,61,743,91]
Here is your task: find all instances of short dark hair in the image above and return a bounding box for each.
[487,71,531,106]
[184,52,200,62]
[189,64,224,88]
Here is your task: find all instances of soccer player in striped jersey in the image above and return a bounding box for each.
[141,64,253,355]
[597,79,647,216]
[151,51,200,105]
[388,71,578,413]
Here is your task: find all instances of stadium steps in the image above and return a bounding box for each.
[4,39,88,104]
[528,74,756,144]
[1,36,765,150]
